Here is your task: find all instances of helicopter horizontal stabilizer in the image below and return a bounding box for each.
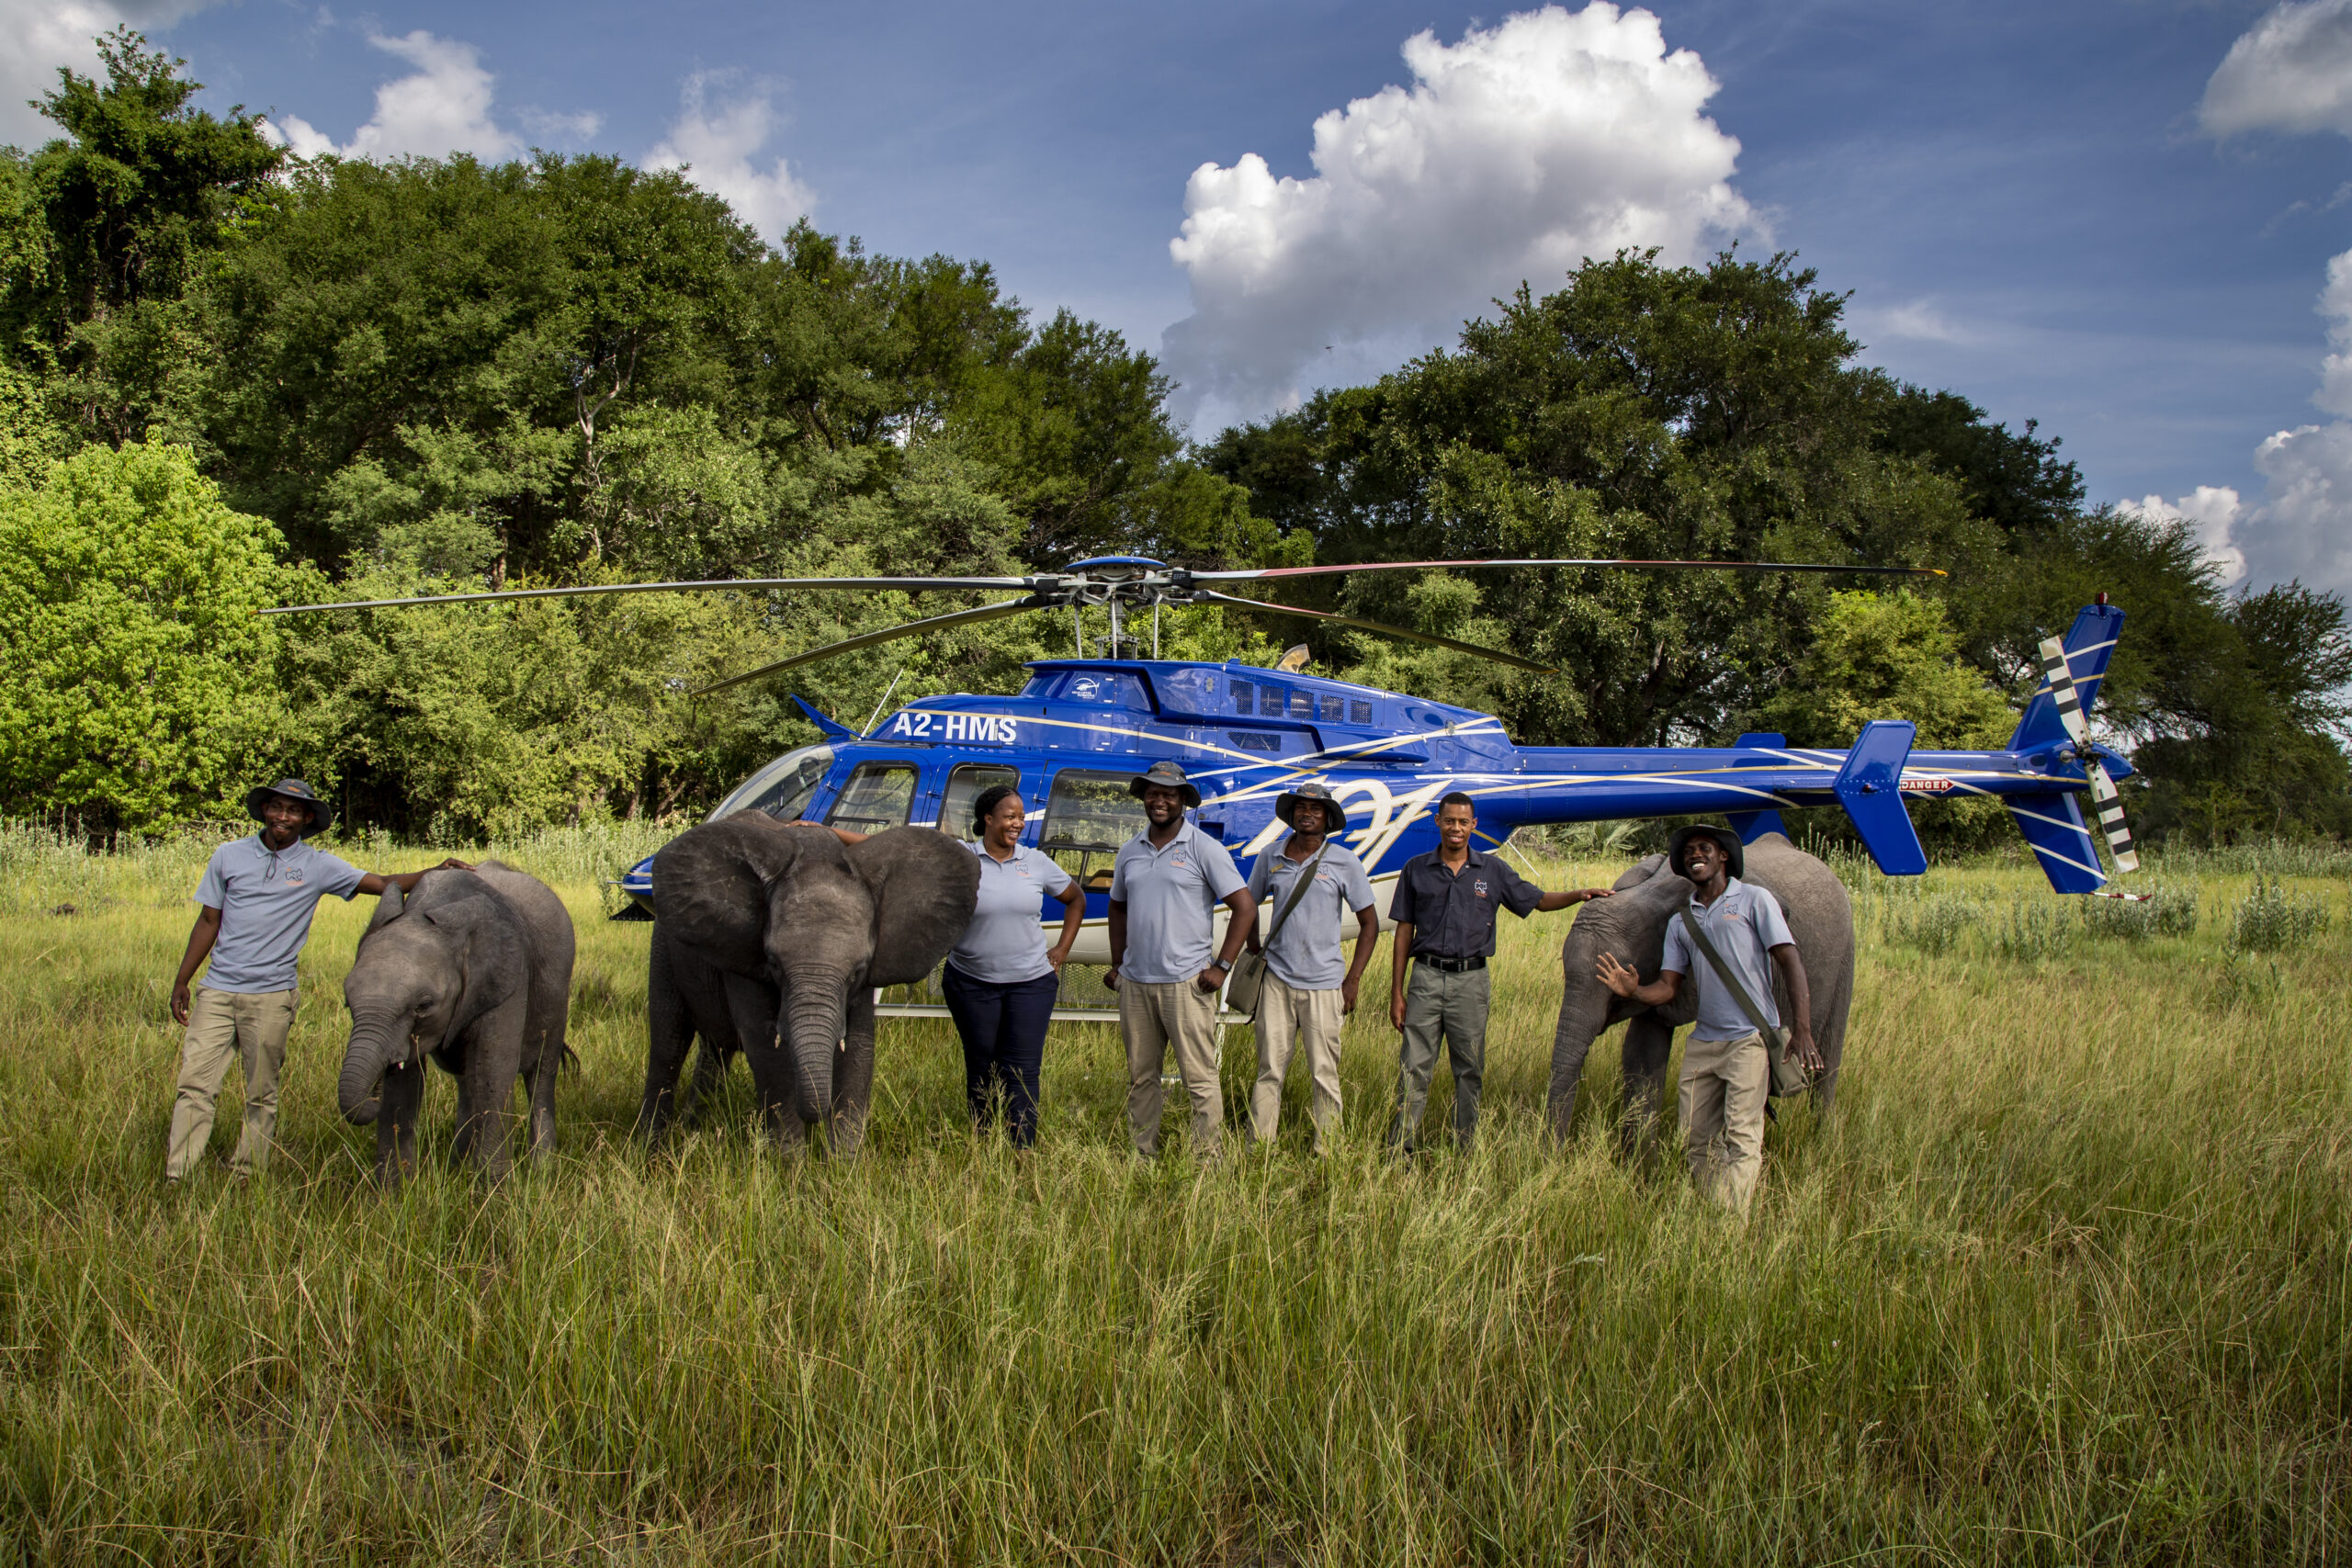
[1835,721,1928,875]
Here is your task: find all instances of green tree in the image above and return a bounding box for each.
[0,438,282,834]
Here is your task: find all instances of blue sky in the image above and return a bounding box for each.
[9,1,2352,594]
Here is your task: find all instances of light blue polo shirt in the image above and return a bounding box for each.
[1659,877,1796,1041]
[1108,820,1246,985]
[945,842,1076,984]
[192,835,368,993]
[1246,836,1376,990]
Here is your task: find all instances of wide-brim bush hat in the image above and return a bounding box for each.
[1666,824,1744,882]
[1274,781,1351,832]
[245,778,335,838]
[1128,760,1202,809]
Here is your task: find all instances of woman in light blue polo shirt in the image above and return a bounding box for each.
[941,784,1085,1147]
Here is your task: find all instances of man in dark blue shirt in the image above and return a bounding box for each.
[1386,792,1611,1152]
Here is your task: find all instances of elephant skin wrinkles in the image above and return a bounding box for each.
[639,817,979,1157]
[339,861,576,1187]
[1547,831,1856,1150]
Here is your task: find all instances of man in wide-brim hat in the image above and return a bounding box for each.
[162,780,469,1184]
[1106,760,1255,1158]
[1242,781,1378,1155]
[1597,820,1820,1218]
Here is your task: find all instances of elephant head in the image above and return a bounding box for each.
[1552,852,1701,1066]
[651,818,979,1125]
[339,871,526,1123]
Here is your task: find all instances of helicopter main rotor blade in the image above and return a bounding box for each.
[1192,590,1555,674]
[1189,558,1946,582]
[262,574,1035,615]
[689,596,1045,697]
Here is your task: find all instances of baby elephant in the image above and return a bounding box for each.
[338,862,576,1185]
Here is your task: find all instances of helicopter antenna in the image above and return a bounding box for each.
[863,666,908,736]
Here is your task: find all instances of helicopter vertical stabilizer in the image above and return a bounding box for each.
[1836,721,1928,874]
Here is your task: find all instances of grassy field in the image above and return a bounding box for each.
[1,824,2346,1564]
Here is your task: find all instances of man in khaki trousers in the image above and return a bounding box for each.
[1105,761,1255,1158]
[1241,784,1378,1155]
[164,780,465,1182]
[1595,825,1822,1216]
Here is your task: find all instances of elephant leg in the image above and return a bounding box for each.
[680,1034,734,1125]
[525,1041,560,1156]
[456,997,528,1182]
[1545,1011,1604,1146]
[1618,1012,1676,1161]
[830,987,878,1161]
[723,972,802,1155]
[376,1061,425,1189]
[638,932,696,1143]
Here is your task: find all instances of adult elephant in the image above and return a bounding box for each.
[1546,830,1855,1147]
[639,817,979,1156]
[338,863,576,1185]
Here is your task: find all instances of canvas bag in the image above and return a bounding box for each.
[1224,840,1331,1018]
[1675,906,1812,1099]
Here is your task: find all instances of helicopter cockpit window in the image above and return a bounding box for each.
[942,762,1021,840]
[1062,671,1148,708]
[827,762,919,835]
[708,743,835,823]
[1040,769,1148,894]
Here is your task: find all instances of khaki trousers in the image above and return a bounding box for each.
[1680,1030,1769,1216]
[1122,979,1223,1157]
[1390,964,1490,1151]
[165,986,298,1180]
[1248,974,1344,1153]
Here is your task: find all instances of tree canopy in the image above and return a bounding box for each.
[0,34,2342,847]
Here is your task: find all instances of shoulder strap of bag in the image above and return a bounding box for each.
[1676,905,1785,1050]
[1262,840,1332,944]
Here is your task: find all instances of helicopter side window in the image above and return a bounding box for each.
[827,762,919,835]
[1289,689,1314,720]
[1040,769,1148,894]
[941,762,1021,841]
[1317,694,1345,722]
[709,743,835,823]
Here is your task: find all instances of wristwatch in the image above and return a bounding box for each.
[1208,960,1230,973]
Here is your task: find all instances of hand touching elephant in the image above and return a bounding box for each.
[639,818,979,1156]
[1547,830,1856,1151]
[339,862,576,1186]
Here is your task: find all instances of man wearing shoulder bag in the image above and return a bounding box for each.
[1237,784,1378,1156]
[1595,825,1822,1217]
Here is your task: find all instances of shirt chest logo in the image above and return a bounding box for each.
[1473,879,1488,898]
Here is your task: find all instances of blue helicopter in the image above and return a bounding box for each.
[276,554,2141,984]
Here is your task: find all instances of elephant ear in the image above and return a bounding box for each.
[420,893,527,1014]
[844,828,982,986]
[1613,853,1669,892]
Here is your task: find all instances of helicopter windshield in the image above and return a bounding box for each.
[708,743,835,823]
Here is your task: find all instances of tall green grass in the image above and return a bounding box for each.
[0,828,2346,1562]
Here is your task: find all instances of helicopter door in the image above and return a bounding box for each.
[825,760,922,835]
[1039,768,1149,900]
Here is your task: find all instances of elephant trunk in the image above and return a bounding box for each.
[779,969,850,1125]
[338,1013,406,1125]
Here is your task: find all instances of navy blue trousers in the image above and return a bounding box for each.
[941,964,1058,1148]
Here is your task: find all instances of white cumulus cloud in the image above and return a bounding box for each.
[2201,0,2352,139]
[1160,2,1753,426]
[0,0,221,147]
[647,73,815,243]
[2186,246,2352,596]
[257,30,599,163]
[2118,486,2248,586]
